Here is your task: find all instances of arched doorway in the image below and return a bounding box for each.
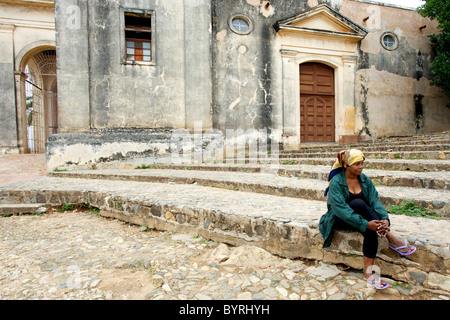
[299,62,335,143]
[20,48,57,153]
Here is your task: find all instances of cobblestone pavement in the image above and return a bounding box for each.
[0,210,448,301]
[0,154,46,187]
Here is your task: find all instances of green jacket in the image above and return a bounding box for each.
[319,170,390,248]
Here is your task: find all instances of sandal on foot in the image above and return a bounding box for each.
[389,241,416,256]
[366,278,389,290]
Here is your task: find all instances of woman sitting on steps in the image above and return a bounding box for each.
[319,149,416,290]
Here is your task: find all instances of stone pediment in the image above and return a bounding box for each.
[274,4,367,40]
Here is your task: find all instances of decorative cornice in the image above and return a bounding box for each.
[274,4,367,39]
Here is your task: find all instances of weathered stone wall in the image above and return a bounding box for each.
[55,0,90,132]
[52,0,215,166]
[56,0,212,132]
[211,0,310,137]
[339,0,450,137]
[46,128,223,169]
[211,0,449,143]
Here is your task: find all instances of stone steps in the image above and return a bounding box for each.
[280,131,450,155]
[282,143,450,154]
[49,168,450,215]
[283,131,449,148]
[0,176,448,291]
[116,163,450,190]
[0,203,47,216]
[226,157,450,171]
[278,150,449,160]
[1,131,449,291]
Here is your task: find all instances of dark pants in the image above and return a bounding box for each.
[333,199,380,259]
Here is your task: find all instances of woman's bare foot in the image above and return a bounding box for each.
[385,234,415,254]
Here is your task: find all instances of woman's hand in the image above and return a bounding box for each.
[377,219,390,236]
[367,220,389,237]
[367,220,381,232]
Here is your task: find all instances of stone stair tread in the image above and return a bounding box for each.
[0,203,46,208]
[281,143,450,153]
[269,157,450,171]
[279,150,450,157]
[51,166,450,186]
[282,142,449,150]
[284,132,449,148]
[1,176,449,246]
[236,157,450,164]
[129,162,450,181]
[0,203,47,214]
[0,176,328,221]
[49,169,450,214]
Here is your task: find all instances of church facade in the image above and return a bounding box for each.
[1,0,449,168]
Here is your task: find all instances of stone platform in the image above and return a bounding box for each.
[1,131,449,293]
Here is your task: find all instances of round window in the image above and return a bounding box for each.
[229,15,253,35]
[232,18,249,32]
[380,32,398,51]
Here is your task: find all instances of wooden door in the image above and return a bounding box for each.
[300,62,335,143]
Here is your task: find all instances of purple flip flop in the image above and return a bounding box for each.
[366,278,389,290]
[389,242,416,256]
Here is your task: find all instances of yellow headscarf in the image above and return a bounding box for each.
[324,149,365,196]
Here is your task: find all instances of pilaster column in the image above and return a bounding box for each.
[14,71,27,151]
[281,49,300,148]
[340,55,358,142]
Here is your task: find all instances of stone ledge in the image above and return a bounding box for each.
[50,164,450,190]
[49,170,450,216]
[0,203,47,215]
[0,187,448,292]
[45,130,223,170]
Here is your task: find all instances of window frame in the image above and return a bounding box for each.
[228,14,253,35]
[380,31,398,51]
[120,7,155,66]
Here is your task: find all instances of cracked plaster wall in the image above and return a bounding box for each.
[51,0,214,168]
[212,0,448,142]
[56,0,212,132]
[211,0,309,138]
[339,0,450,137]
[88,0,187,129]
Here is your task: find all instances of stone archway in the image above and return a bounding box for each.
[16,44,57,153]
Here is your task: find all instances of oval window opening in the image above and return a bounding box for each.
[229,15,253,35]
[232,18,249,33]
